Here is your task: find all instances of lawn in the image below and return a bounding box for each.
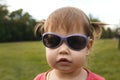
[0,39,120,80]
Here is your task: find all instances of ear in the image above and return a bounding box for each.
[86,39,93,55]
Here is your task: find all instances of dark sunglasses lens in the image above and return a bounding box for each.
[43,34,61,48]
[67,36,87,50]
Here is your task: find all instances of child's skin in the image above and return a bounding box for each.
[34,7,105,80]
[46,29,93,80]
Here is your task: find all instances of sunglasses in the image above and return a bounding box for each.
[42,32,89,51]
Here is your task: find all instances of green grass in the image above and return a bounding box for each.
[89,39,120,80]
[0,42,49,80]
[0,39,120,80]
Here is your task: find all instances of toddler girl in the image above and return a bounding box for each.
[34,7,105,80]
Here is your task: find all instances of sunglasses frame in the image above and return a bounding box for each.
[42,32,89,51]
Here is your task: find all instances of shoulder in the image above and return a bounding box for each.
[85,68,105,80]
[34,72,47,80]
[88,72,105,80]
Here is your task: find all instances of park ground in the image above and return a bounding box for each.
[0,39,120,80]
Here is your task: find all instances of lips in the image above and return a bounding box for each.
[57,58,72,66]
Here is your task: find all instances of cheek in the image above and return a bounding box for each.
[46,48,57,66]
[72,49,88,66]
[73,55,86,66]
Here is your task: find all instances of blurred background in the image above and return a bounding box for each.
[0,0,120,80]
[0,0,120,42]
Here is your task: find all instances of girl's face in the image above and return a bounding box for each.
[45,28,93,73]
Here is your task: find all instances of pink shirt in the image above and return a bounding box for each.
[34,69,105,80]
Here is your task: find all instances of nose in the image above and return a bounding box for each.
[58,43,70,54]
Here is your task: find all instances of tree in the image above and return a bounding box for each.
[101,27,107,39]
[107,28,113,38]
[0,4,36,42]
[0,4,9,20]
[0,4,10,42]
[8,8,36,41]
[89,13,100,22]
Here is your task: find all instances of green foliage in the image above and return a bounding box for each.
[101,27,116,39]
[88,13,100,22]
[0,40,120,80]
[0,4,8,20]
[0,4,118,42]
[0,4,36,42]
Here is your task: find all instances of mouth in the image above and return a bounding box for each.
[57,58,72,65]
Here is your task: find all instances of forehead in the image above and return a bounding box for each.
[46,26,86,36]
[44,16,86,35]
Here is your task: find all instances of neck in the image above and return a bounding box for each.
[49,68,88,80]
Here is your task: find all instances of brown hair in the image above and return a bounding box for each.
[34,7,103,39]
